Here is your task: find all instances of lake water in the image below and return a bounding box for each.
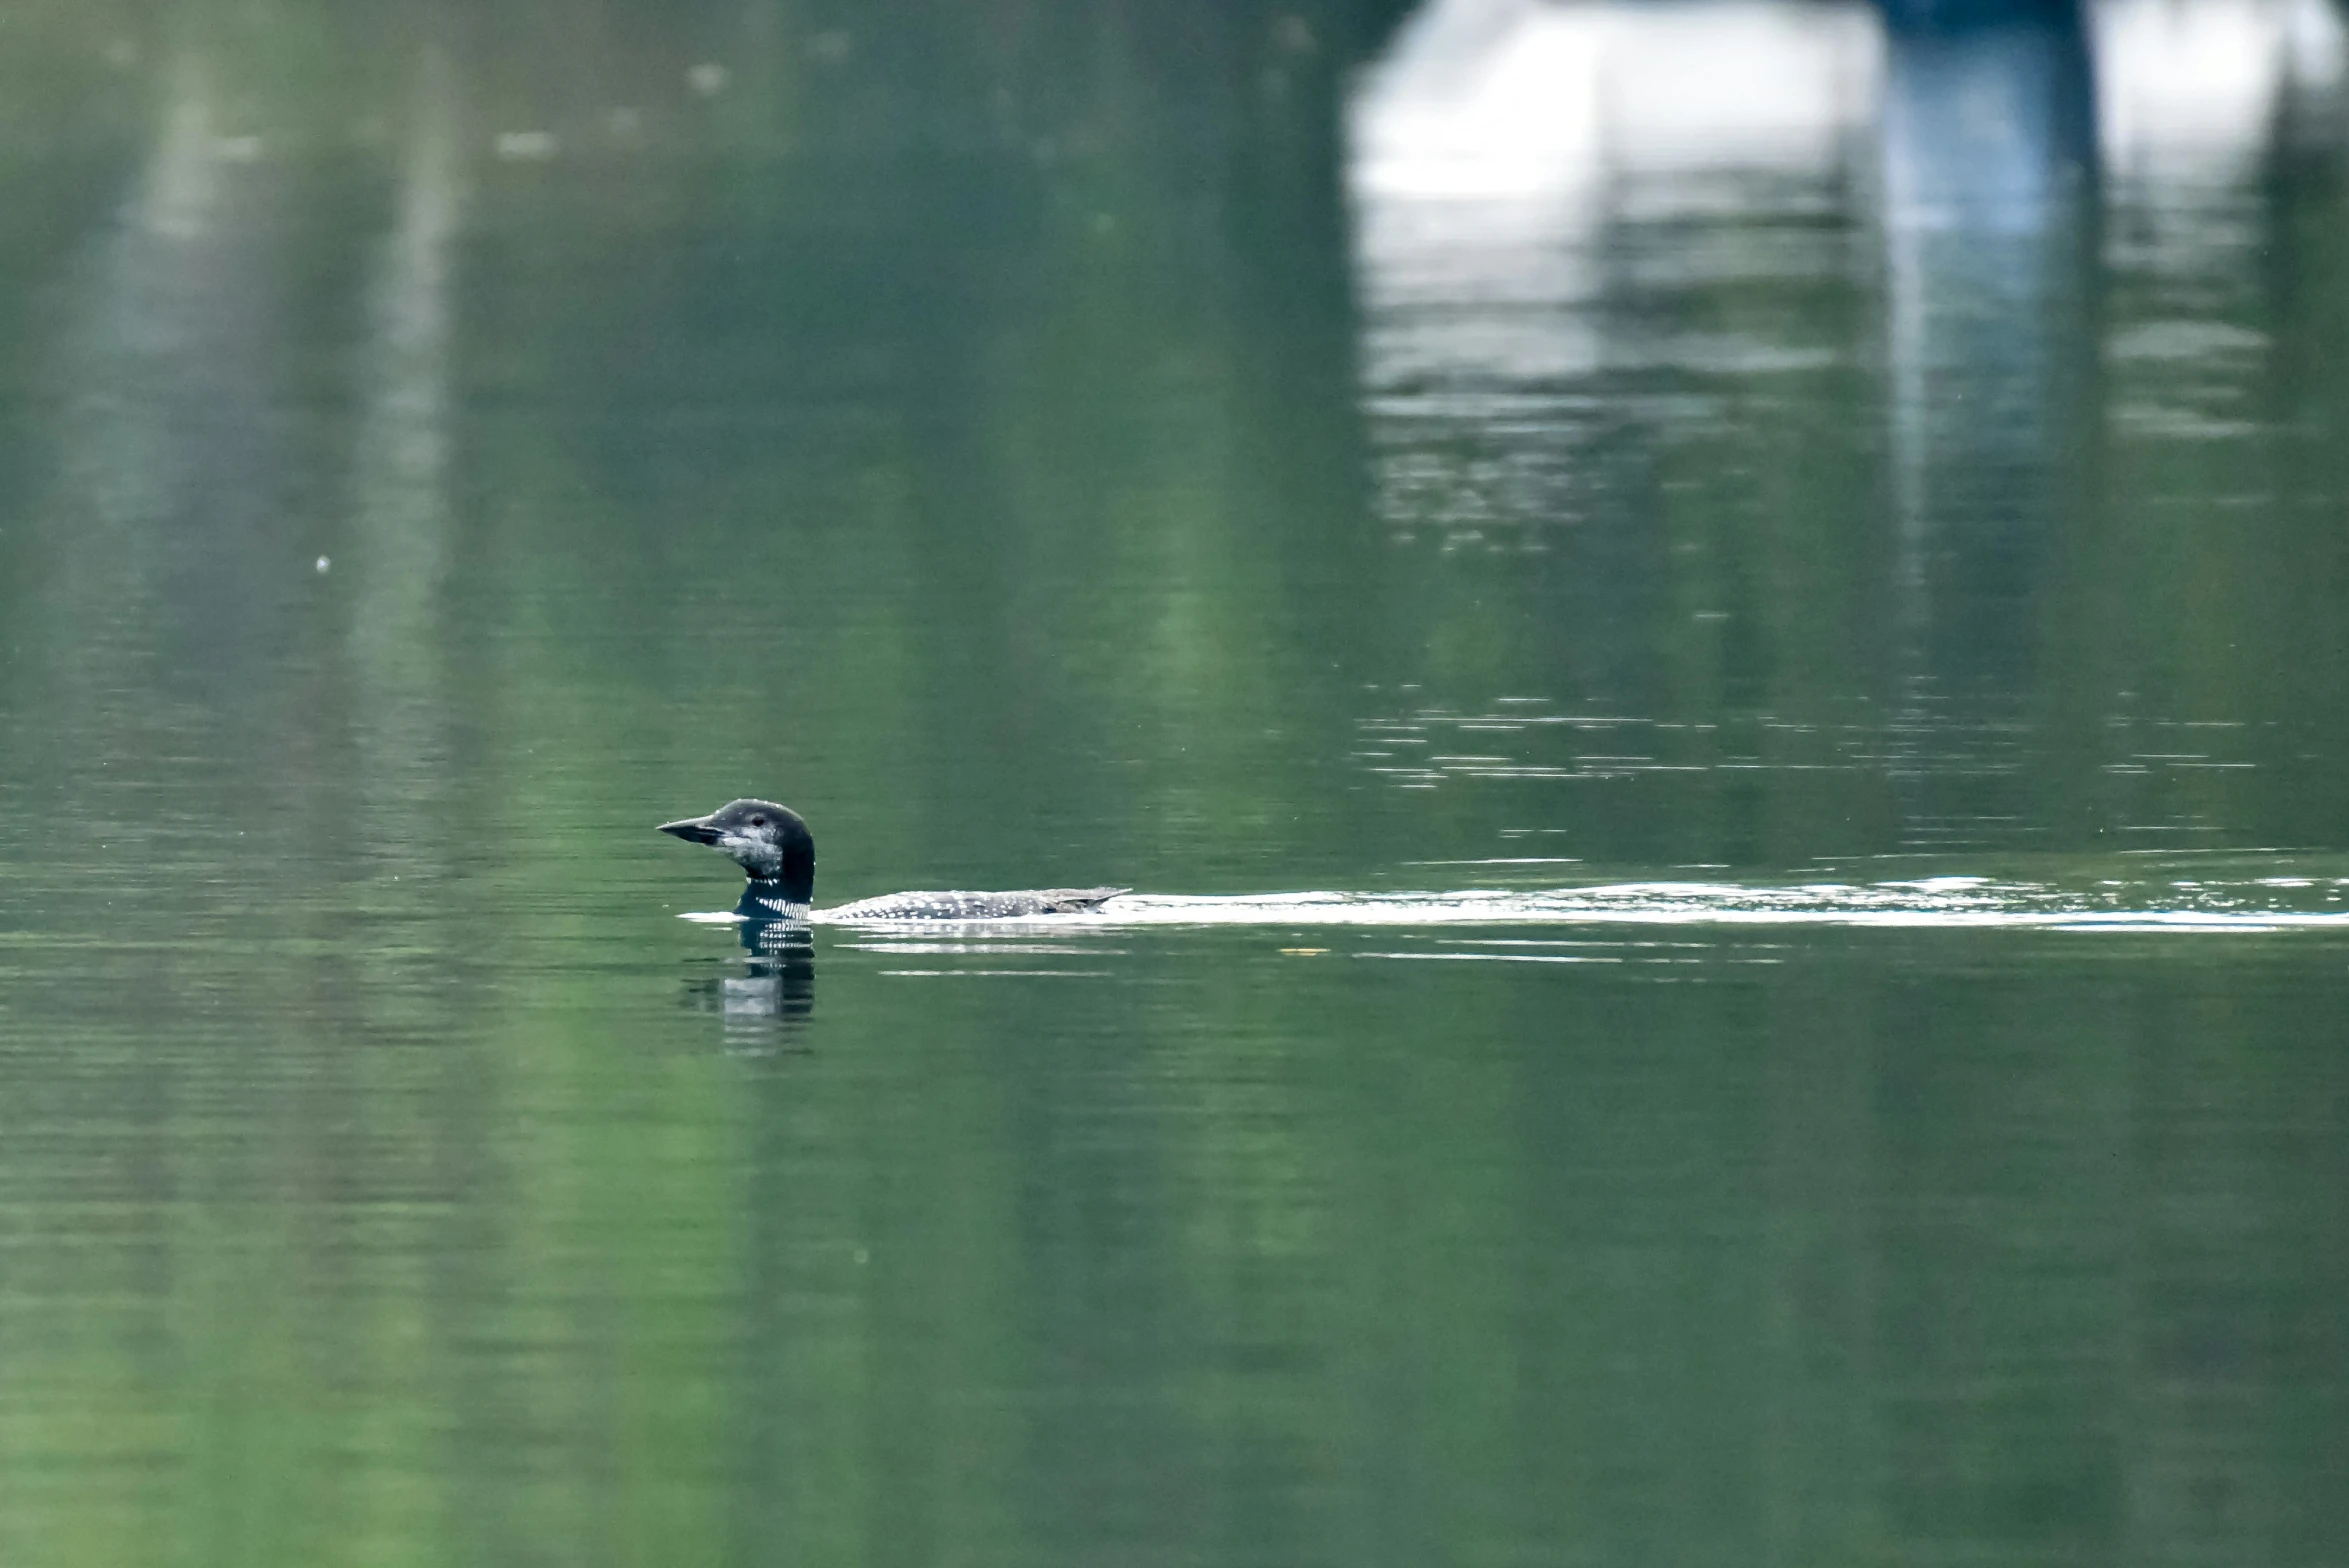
[4,0,2349,1563]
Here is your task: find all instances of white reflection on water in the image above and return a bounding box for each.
[1348,0,2348,475]
[1352,0,2346,236]
[1350,0,1878,206]
[349,52,465,891]
[2096,0,2345,183]
[1349,0,1879,397]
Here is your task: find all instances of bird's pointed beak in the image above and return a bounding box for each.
[658,814,723,846]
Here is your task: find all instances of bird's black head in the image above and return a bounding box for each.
[658,799,816,902]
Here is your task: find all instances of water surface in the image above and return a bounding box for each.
[4,1,2349,1564]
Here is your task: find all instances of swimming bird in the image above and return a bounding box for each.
[657,799,1128,921]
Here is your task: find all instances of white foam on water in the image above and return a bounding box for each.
[684,877,2349,933]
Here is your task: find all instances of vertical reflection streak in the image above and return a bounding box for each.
[51,53,261,711]
[1876,6,2097,846]
[348,47,464,878]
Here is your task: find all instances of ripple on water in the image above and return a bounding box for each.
[681,870,2349,934]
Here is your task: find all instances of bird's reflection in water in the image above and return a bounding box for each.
[681,907,815,1053]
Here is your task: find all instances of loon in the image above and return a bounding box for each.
[658,799,1128,922]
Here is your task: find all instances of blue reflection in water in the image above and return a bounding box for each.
[1878,0,2098,843]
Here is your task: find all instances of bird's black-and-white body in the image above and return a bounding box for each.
[659,799,1126,922]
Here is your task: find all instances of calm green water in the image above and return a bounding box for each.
[4,1,2349,1563]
